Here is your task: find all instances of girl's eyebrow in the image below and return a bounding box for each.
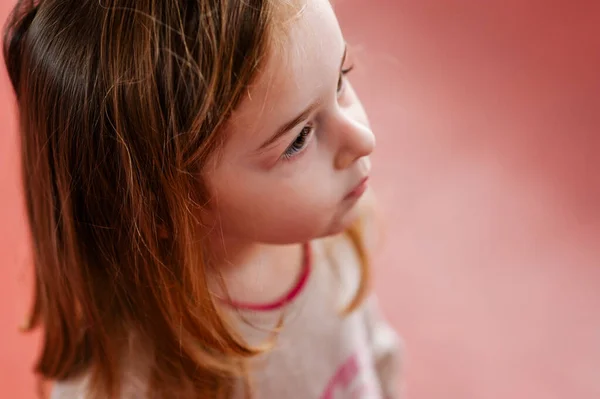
[258,45,348,151]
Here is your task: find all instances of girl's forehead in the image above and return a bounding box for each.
[227,0,344,141]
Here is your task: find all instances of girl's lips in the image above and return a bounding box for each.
[345,177,369,199]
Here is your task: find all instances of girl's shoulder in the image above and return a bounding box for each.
[51,332,152,399]
[51,374,89,399]
[51,369,149,399]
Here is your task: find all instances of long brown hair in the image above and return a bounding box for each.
[3,0,369,398]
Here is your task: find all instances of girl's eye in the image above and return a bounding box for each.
[337,64,354,94]
[282,125,313,160]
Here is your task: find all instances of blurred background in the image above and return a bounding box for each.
[1,0,599,398]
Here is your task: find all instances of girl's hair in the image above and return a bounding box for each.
[3,0,370,398]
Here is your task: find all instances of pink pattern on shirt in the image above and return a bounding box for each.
[320,352,370,399]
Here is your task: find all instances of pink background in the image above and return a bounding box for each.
[1,0,600,398]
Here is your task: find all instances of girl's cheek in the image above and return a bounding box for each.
[261,154,280,170]
[256,147,286,170]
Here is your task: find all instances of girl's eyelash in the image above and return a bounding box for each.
[337,64,355,93]
[282,125,313,160]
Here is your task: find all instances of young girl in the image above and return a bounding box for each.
[4,0,402,398]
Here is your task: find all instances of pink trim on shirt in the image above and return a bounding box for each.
[227,243,312,312]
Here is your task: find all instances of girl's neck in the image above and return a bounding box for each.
[207,235,307,308]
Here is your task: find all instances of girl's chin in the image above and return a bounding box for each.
[321,204,363,238]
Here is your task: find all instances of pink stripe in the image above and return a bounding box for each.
[227,243,312,312]
[320,353,360,399]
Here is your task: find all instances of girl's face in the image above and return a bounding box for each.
[205,0,375,245]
